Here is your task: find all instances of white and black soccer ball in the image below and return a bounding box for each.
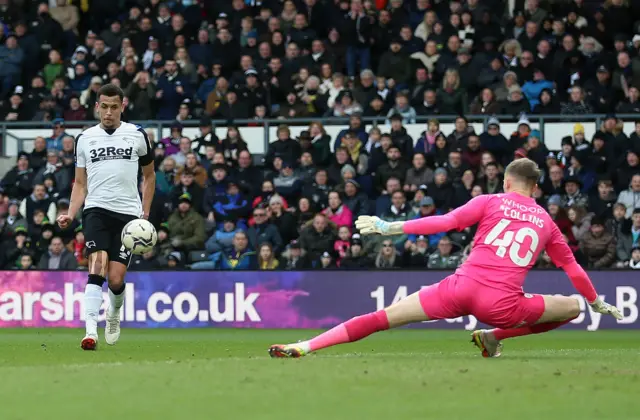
[121,219,157,255]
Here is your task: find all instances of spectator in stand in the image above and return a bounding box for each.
[166,193,206,252]
[340,132,369,177]
[547,195,575,244]
[371,239,402,269]
[15,253,36,270]
[258,243,279,270]
[402,234,430,268]
[37,236,77,270]
[169,137,194,168]
[378,38,410,89]
[66,225,87,269]
[589,179,617,220]
[268,195,297,246]
[375,145,410,193]
[323,191,353,228]
[333,225,352,264]
[478,162,503,195]
[1,199,27,241]
[299,213,337,262]
[32,219,55,263]
[247,205,283,254]
[407,196,443,249]
[579,217,616,269]
[461,135,483,173]
[175,153,207,188]
[34,150,71,194]
[273,161,303,202]
[210,231,257,270]
[1,154,35,201]
[568,205,592,244]
[404,152,433,193]
[20,184,56,223]
[561,86,593,115]
[437,69,468,114]
[340,233,368,269]
[386,93,416,124]
[524,130,548,170]
[378,190,411,249]
[156,59,191,119]
[212,180,251,226]
[279,239,310,270]
[0,33,24,98]
[427,236,461,269]
[566,154,595,194]
[307,122,332,168]
[265,125,302,170]
[171,169,204,214]
[616,150,640,194]
[617,173,640,218]
[617,209,640,264]
[561,176,589,209]
[470,88,502,115]
[2,225,29,269]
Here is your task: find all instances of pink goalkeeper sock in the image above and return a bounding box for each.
[492,317,575,341]
[308,310,390,352]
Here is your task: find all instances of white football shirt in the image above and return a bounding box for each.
[75,122,153,216]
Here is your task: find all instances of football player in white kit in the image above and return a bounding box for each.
[56,84,156,350]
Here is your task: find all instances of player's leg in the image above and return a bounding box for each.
[269,276,469,358]
[104,261,127,345]
[82,250,109,350]
[474,295,580,356]
[104,219,133,345]
[81,210,111,350]
[269,291,428,358]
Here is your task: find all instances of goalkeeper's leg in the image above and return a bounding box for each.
[269,291,428,357]
[473,295,580,355]
[269,275,467,358]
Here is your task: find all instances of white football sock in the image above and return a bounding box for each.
[108,286,125,317]
[84,284,103,336]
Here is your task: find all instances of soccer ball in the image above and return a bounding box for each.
[121,219,157,255]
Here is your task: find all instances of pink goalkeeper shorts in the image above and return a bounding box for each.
[418,274,545,329]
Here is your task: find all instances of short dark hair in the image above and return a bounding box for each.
[97,84,124,101]
[504,158,540,187]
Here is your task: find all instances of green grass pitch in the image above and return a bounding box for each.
[1,329,639,420]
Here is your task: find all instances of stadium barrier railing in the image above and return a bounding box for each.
[2,114,639,157]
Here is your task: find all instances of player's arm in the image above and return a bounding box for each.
[64,134,87,223]
[140,162,156,219]
[137,128,155,219]
[356,195,488,236]
[546,225,622,320]
[67,167,88,220]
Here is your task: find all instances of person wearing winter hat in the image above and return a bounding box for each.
[509,114,531,153]
[525,129,549,169]
[573,123,590,152]
[166,251,183,269]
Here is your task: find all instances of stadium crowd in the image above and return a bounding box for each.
[0,0,640,271]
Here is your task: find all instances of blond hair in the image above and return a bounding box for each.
[505,158,540,187]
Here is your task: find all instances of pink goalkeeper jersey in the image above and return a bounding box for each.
[405,193,576,293]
